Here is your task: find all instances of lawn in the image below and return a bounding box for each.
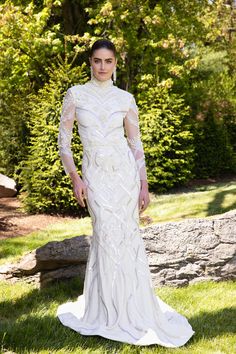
[1,180,236,267]
[0,279,235,353]
[148,179,236,223]
[0,179,236,353]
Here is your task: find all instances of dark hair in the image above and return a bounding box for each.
[90,39,116,57]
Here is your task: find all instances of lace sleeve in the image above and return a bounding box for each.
[57,88,77,175]
[124,95,147,181]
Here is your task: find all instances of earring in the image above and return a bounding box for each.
[112,67,117,83]
[90,66,94,79]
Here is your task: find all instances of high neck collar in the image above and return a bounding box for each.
[89,76,113,88]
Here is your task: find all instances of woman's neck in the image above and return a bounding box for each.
[90,75,113,88]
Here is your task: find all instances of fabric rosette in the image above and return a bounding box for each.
[95,151,121,173]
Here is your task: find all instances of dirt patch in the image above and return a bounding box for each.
[0,197,75,240]
[187,174,236,187]
[0,197,152,240]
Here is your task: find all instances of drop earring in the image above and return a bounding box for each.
[112,67,117,83]
[90,66,94,79]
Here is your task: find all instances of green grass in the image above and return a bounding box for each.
[148,180,236,223]
[0,179,236,353]
[0,278,235,353]
[1,180,236,267]
[0,217,93,266]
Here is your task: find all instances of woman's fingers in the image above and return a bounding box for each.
[81,187,88,207]
[139,192,143,211]
[73,185,87,207]
[139,198,145,213]
[74,190,81,206]
[78,188,85,207]
[144,195,150,211]
[141,200,147,212]
[139,191,150,213]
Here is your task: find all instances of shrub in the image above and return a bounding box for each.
[17,59,88,215]
[138,82,194,191]
[192,105,235,178]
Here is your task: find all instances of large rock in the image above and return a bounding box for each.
[0,210,235,288]
[141,210,236,287]
[0,173,17,197]
[0,236,91,288]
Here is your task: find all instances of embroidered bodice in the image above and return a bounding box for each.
[57,76,147,180]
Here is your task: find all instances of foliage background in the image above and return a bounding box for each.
[0,0,235,213]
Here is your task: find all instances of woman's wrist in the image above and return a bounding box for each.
[69,170,81,183]
[140,179,148,189]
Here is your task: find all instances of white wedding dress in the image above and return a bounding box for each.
[56,76,195,347]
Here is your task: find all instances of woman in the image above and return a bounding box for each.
[56,39,195,347]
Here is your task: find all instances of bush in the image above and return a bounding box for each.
[138,82,194,191]
[192,105,235,178]
[180,48,236,178]
[0,89,30,176]
[17,59,89,215]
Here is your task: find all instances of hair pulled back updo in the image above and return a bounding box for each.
[90,39,117,57]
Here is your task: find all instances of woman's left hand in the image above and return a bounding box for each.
[139,180,150,213]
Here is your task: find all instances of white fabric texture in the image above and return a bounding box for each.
[56,76,195,347]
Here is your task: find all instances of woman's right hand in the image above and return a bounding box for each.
[69,172,88,208]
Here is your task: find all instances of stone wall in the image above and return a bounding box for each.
[141,210,236,287]
[0,210,235,288]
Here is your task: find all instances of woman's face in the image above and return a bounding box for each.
[89,48,117,81]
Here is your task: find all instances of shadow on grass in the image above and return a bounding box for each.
[0,278,236,353]
[207,185,236,216]
[190,306,236,339]
[0,277,84,317]
[0,278,125,353]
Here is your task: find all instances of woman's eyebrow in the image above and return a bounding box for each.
[93,57,113,60]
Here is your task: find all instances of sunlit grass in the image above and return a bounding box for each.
[1,180,236,266]
[146,180,236,223]
[0,217,92,266]
[0,180,235,353]
[0,279,235,353]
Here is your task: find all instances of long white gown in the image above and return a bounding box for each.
[56,76,195,347]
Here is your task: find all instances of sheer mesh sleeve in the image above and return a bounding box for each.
[57,88,77,175]
[124,95,147,181]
